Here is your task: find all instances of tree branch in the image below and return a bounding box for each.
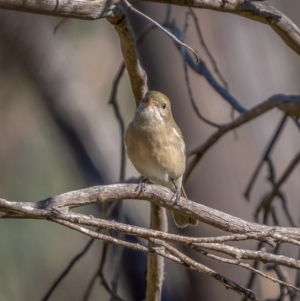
[146,204,167,301]
[107,7,148,105]
[186,94,300,180]
[2,183,300,299]
[1,183,300,240]
[1,0,299,58]
[0,0,120,19]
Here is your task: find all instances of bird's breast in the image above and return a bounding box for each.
[125,120,185,189]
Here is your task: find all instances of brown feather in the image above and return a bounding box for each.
[125,91,198,228]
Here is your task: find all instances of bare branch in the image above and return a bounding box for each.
[194,243,300,270]
[108,62,126,180]
[148,0,300,57]
[153,239,258,301]
[107,7,148,105]
[186,94,300,180]
[41,238,95,301]
[254,150,300,222]
[188,8,229,90]
[182,11,223,127]
[0,0,121,19]
[0,1,299,59]
[244,115,288,200]
[2,184,300,297]
[132,12,243,115]
[52,219,258,299]
[197,247,300,294]
[1,183,300,241]
[124,0,200,63]
[146,204,167,301]
[163,19,246,113]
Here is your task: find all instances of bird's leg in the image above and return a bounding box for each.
[171,179,181,204]
[135,177,148,195]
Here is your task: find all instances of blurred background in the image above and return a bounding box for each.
[0,1,300,300]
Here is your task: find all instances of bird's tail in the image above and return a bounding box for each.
[172,186,198,228]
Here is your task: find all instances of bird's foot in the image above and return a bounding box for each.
[135,177,148,195]
[171,190,181,204]
[171,179,181,204]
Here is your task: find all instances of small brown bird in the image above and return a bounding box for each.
[125,91,198,228]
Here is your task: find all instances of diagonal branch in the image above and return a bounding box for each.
[186,94,300,180]
[50,217,261,301]
[0,1,299,58]
[2,184,300,299]
[163,19,246,113]
[41,238,95,301]
[107,7,148,105]
[244,114,288,200]
[108,62,127,181]
[254,150,300,221]
[197,247,300,294]
[152,239,257,301]
[124,0,200,63]
[1,183,300,240]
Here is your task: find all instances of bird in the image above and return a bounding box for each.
[124,91,198,228]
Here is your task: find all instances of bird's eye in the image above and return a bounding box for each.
[162,103,167,109]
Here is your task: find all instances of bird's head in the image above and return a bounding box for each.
[137,91,172,123]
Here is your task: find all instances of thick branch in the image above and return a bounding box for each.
[148,0,300,57]
[146,204,167,301]
[2,184,300,299]
[1,0,299,57]
[107,7,148,105]
[1,183,300,241]
[0,0,120,19]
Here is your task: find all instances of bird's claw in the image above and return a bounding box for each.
[171,179,181,204]
[171,190,181,204]
[135,177,148,195]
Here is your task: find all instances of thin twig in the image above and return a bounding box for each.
[108,62,126,180]
[163,20,246,114]
[41,238,95,301]
[82,272,97,301]
[84,241,110,301]
[182,12,222,128]
[241,241,264,301]
[254,150,300,221]
[133,9,244,116]
[109,204,125,300]
[192,242,300,270]
[265,264,298,300]
[151,239,258,301]
[197,247,300,294]
[53,18,68,34]
[186,95,300,181]
[278,192,296,227]
[49,220,179,268]
[293,117,300,130]
[189,8,228,90]
[244,114,288,200]
[123,0,200,63]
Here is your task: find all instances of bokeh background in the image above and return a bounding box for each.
[0,1,300,300]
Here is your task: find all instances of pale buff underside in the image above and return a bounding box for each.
[124,106,185,192]
[125,99,198,228]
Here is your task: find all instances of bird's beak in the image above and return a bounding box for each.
[144,96,153,106]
